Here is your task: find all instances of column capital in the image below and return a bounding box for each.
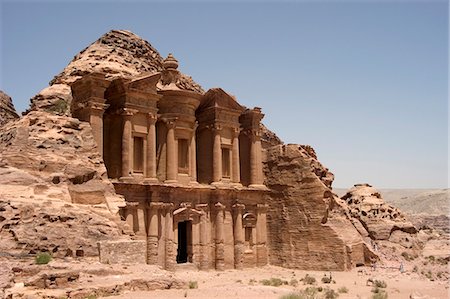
[232,127,241,137]
[147,113,157,124]
[121,108,138,117]
[212,124,222,132]
[161,117,177,129]
[163,202,175,212]
[125,201,140,209]
[256,203,269,213]
[214,202,225,210]
[148,201,165,209]
[195,203,209,211]
[232,203,245,211]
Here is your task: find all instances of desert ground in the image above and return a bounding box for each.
[107,264,449,299]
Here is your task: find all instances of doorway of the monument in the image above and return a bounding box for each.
[176,220,192,263]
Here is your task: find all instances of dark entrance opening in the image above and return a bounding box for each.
[177,221,192,263]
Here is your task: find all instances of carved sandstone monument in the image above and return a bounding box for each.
[2,30,424,276]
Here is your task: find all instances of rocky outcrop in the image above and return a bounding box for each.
[341,184,417,242]
[0,110,125,213]
[260,123,283,149]
[0,91,19,127]
[263,144,373,270]
[0,198,125,258]
[28,30,203,115]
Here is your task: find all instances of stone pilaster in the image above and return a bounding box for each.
[249,129,264,187]
[165,119,177,183]
[231,128,241,184]
[196,203,209,270]
[88,101,109,156]
[189,122,198,183]
[212,125,222,184]
[120,108,136,180]
[145,113,157,182]
[147,202,163,265]
[232,203,245,269]
[214,202,225,270]
[256,203,268,266]
[164,203,175,271]
[124,202,139,233]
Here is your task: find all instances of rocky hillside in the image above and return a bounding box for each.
[0,91,19,127]
[27,30,203,115]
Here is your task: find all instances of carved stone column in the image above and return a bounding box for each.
[249,130,264,187]
[256,204,268,266]
[145,113,157,182]
[214,202,225,270]
[124,202,139,232]
[165,119,177,183]
[120,108,135,180]
[196,204,209,270]
[164,203,175,271]
[147,202,162,265]
[189,123,198,182]
[231,128,241,184]
[136,204,147,238]
[212,125,222,184]
[232,203,245,269]
[88,101,109,156]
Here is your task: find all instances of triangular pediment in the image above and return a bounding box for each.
[198,88,244,112]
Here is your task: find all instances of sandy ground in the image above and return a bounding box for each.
[105,264,450,299]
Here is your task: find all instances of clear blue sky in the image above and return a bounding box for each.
[1,1,448,189]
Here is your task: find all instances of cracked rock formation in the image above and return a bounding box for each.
[0,91,19,127]
[341,184,417,242]
[0,110,125,213]
[264,144,374,270]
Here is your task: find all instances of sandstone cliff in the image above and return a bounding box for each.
[0,111,125,213]
[28,30,203,115]
[0,91,19,127]
[263,144,374,270]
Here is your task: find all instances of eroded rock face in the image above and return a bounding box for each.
[0,110,125,213]
[341,184,417,242]
[263,144,373,270]
[260,123,283,149]
[28,30,203,115]
[0,90,19,127]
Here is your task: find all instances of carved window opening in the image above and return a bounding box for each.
[133,136,144,173]
[222,147,231,178]
[178,138,189,174]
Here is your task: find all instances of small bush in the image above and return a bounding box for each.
[323,288,339,299]
[337,286,348,293]
[371,289,388,299]
[373,280,387,288]
[260,277,287,287]
[249,278,256,285]
[35,252,52,265]
[188,281,198,289]
[302,274,316,285]
[279,293,304,299]
[289,279,299,287]
[321,276,332,284]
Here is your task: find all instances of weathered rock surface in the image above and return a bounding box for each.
[260,123,283,149]
[0,110,125,213]
[263,144,373,270]
[28,30,203,115]
[341,184,417,242]
[0,198,125,258]
[0,91,19,127]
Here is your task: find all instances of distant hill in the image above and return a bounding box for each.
[334,188,449,216]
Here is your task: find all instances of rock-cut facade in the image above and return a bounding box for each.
[70,54,269,270]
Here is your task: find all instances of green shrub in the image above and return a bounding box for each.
[45,99,68,115]
[337,286,348,293]
[35,252,52,265]
[302,274,316,285]
[321,275,332,284]
[373,280,387,288]
[260,277,287,287]
[289,279,299,287]
[279,293,305,299]
[323,287,339,299]
[188,281,198,289]
[371,290,388,299]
